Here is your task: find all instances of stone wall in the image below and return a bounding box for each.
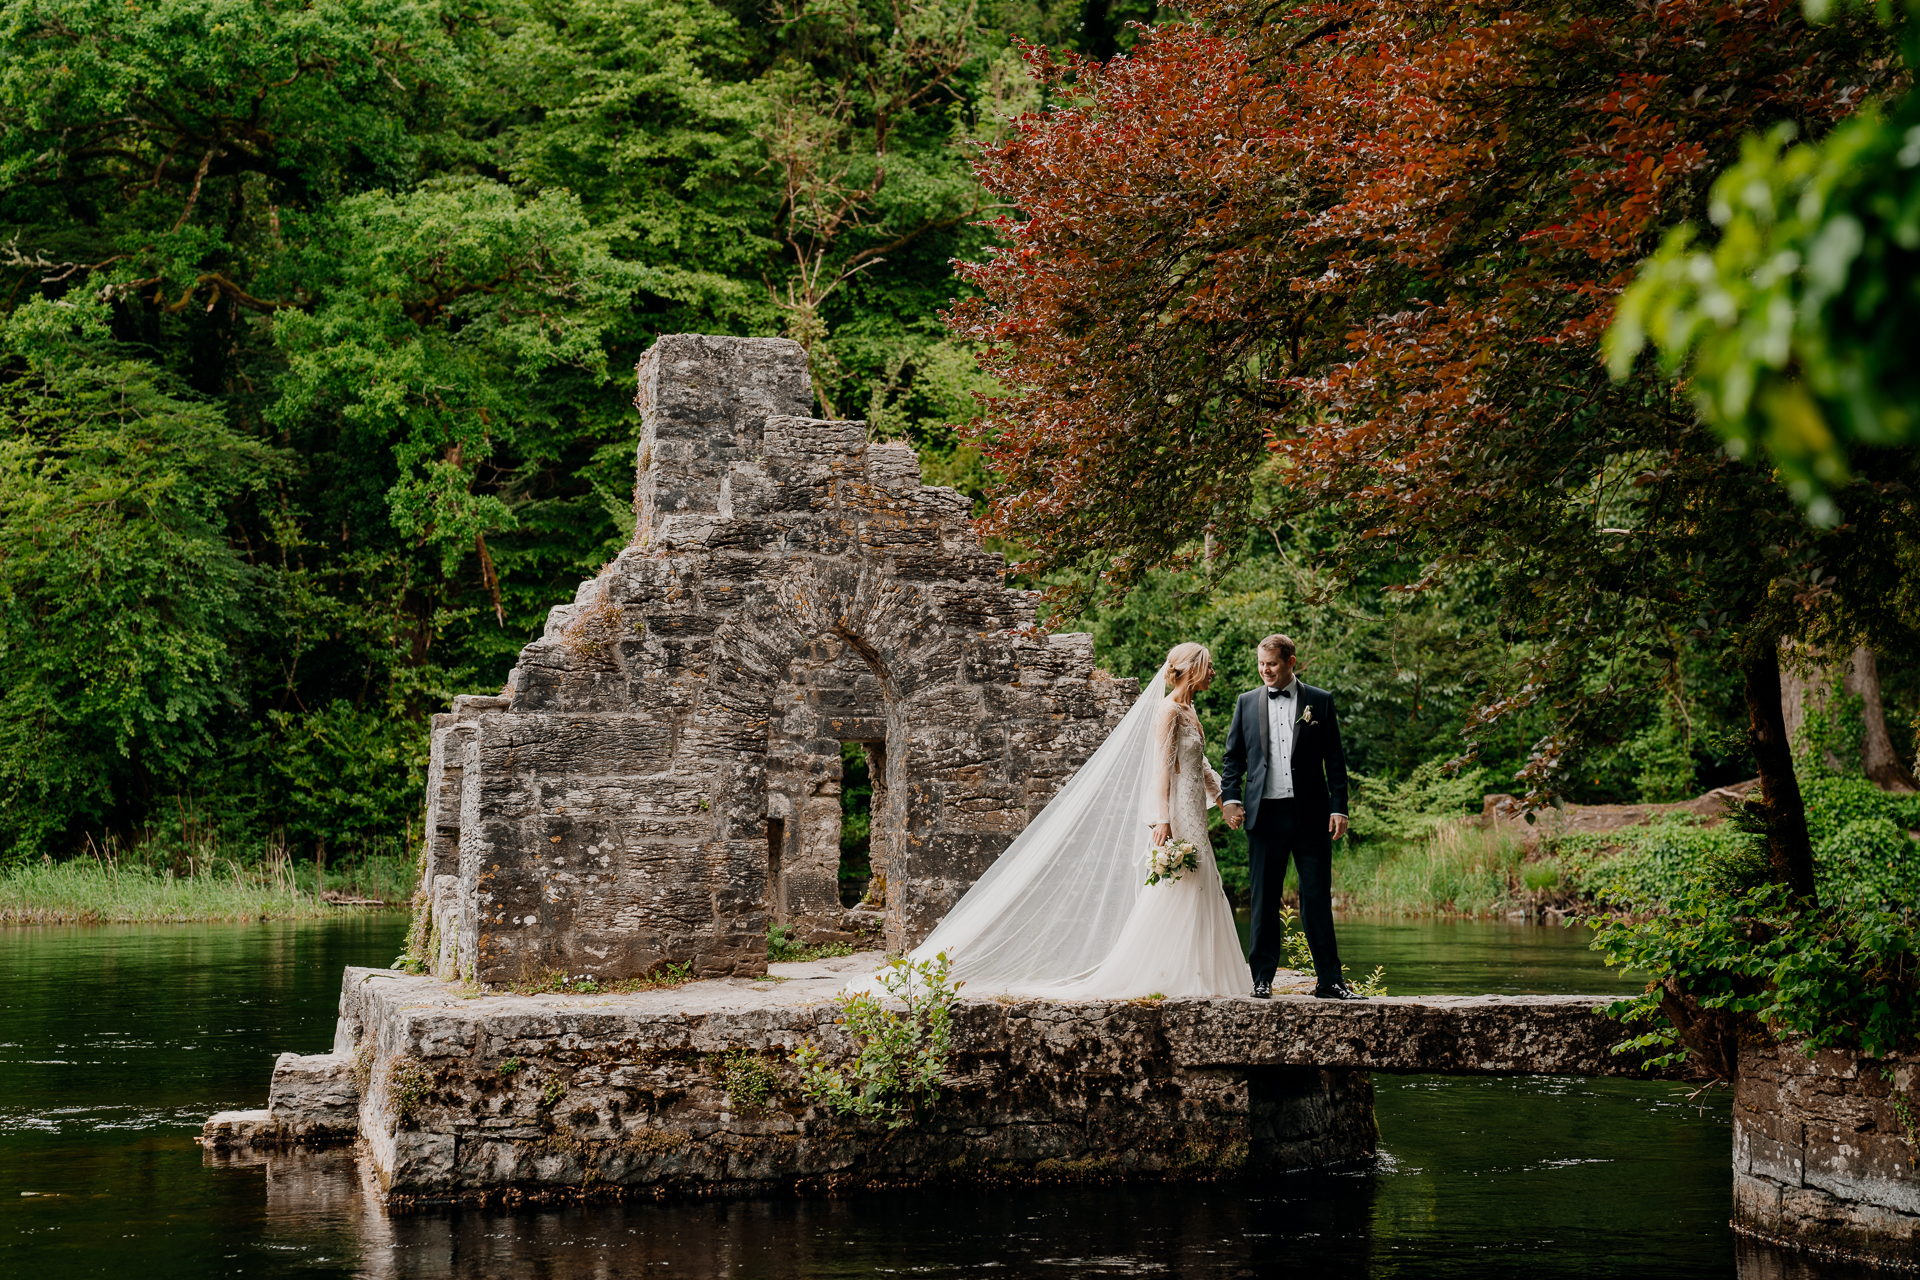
[423,335,1136,985]
[1734,1041,1920,1268]
[191,965,1676,1205]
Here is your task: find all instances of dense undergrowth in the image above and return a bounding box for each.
[1563,775,1920,1069]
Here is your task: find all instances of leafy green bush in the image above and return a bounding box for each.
[1819,818,1920,914]
[795,953,957,1129]
[768,924,855,963]
[716,1049,784,1117]
[1799,774,1920,845]
[1593,875,1920,1066]
[1560,817,1749,911]
[0,349,277,860]
[1581,772,1920,1069]
[267,700,428,858]
[1349,760,1489,843]
[1564,779,1920,914]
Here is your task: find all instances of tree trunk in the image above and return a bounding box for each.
[1778,643,1915,791]
[1746,645,1818,901]
[1778,643,1817,755]
[1844,648,1917,792]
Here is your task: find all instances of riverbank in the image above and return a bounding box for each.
[1318,771,1920,920]
[0,856,408,925]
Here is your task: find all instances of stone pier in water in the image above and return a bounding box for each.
[203,958,1659,1204]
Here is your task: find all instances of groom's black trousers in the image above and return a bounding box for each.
[1246,797,1342,987]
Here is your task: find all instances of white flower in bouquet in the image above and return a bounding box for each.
[1145,838,1200,887]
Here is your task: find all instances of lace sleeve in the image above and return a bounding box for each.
[1145,702,1179,827]
[1204,754,1223,809]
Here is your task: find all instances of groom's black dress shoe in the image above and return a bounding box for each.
[1313,983,1368,1000]
[1250,982,1272,999]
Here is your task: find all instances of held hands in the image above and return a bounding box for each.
[1220,803,1343,837]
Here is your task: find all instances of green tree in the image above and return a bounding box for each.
[0,302,278,856]
[0,0,1070,862]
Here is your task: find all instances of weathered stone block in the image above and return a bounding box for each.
[264,964,1689,1207]
[1732,1041,1920,1268]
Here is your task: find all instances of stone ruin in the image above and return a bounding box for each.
[418,334,1137,984]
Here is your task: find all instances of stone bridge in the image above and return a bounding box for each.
[205,958,1668,1206]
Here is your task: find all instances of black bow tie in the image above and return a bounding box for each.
[1267,686,1292,699]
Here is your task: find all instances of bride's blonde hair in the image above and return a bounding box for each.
[1164,642,1213,694]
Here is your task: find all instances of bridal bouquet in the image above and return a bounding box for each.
[1145,838,1200,887]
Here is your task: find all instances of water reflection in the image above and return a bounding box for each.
[0,916,1882,1278]
[200,1129,1874,1280]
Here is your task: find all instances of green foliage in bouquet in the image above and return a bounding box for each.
[795,953,957,1129]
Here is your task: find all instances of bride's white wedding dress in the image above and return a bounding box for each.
[845,668,1246,1001]
[1041,699,1247,999]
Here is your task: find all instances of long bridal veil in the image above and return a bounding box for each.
[849,665,1168,996]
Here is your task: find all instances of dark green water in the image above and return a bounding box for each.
[0,916,1872,1278]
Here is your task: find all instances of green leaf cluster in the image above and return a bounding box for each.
[0,343,277,851]
[1606,0,1920,519]
[794,951,957,1129]
[1580,775,1920,1062]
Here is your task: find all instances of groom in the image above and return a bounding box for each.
[1220,634,1362,1001]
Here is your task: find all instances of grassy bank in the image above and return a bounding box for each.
[0,852,412,925]
[1334,824,1545,916]
[1322,772,1920,918]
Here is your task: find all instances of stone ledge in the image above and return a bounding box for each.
[294,959,1675,1206]
[334,960,1656,1078]
[1733,1042,1920,1269]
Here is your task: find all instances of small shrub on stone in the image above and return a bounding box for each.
[539,1078,566,1109]
[716,1049,783,1116]
[350,1036,375,1094]
[499,1056,522,1076]
[384,1054,434,1123]
[1281,907,1388,995]
[795,952,957,1130]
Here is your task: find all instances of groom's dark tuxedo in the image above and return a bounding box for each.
[1220,680,1351,989]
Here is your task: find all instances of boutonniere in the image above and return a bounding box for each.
[1298,705,1314,726]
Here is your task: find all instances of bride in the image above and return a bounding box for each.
[852,642,1246,1000]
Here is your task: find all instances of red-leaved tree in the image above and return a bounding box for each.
[952,0,1919,889]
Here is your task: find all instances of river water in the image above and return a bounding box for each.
[0,915,1871,1278]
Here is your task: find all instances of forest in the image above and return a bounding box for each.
[0,0,1916,923]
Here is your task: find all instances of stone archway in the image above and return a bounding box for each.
[420,335,1136,983]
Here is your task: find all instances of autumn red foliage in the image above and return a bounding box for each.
[956,0,1890,576]
[953,0,1918,881]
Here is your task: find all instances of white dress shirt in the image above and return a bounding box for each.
[1262,678,1298,800]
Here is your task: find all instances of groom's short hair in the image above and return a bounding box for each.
[1257,633,1297,662]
